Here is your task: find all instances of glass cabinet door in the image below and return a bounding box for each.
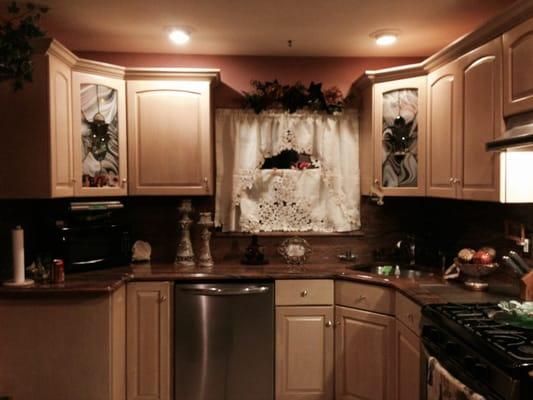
[72,72,127,196]
[374,76,427,196]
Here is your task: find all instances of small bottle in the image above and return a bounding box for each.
[52,259,65,284]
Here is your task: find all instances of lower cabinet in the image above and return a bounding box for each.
[126,282,172,400]
[395,321,421,400]
[276,306,335,400]
[335,305,396,400]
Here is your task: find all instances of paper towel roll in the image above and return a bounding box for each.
[12,226,25,284]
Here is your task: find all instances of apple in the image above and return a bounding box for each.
[473,249,493,265]
[458,248,475,263]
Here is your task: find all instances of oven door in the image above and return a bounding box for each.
[422,338,510,400]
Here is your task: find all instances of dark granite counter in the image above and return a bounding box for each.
[0,261,520,305]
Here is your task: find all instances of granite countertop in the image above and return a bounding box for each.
[0,261,520,306]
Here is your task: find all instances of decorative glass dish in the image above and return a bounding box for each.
[493,301,533,329]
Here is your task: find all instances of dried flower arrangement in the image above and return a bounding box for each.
[0,2,48,90]
[243,80,344,114]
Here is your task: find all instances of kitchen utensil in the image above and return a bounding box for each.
[509,251,531,273]
[502,255,525,277]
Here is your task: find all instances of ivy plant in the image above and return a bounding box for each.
[0,2,48,90]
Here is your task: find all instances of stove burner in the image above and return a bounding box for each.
[517,345,533,355]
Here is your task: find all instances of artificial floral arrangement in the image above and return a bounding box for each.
[0,2,49,90]
[243,79,344,114]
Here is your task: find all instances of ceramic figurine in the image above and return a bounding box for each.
[197,212,214,268]
[175,199,195,266]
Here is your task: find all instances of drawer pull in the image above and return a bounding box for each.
[300,290,308,297]
[354,295,366,303]
[325,320,333,328]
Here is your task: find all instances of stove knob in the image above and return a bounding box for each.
[474,363,489,380]
[444,341,459,355]
[464,355,477,370]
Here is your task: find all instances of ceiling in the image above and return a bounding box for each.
[25,0,518,57]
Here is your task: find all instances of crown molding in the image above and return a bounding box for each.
[124,68,220,82]
[32,37,78,67]
[73,58,126,79]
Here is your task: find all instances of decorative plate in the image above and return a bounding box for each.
[278,237,311,265]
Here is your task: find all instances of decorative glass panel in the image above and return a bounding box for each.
[381,89,418,187]
[79,84,120,187]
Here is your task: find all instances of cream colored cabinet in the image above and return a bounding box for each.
[276,306,334,400]
[360,76,427,197]
[335,305,396,400]
[275,280,334,400]
[72,71,128,196]
[126,72,218,195]
[427,38,502,201]
[427,61,460,198]
[127,282,172,400]
[0,287,126,400]
[0,39,76,198]
[395,321,421,400]
[503,17,533,116]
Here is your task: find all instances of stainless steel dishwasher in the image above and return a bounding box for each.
[174,282,274,400]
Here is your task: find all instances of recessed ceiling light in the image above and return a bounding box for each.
[371,30,399,46]
[168,28,190,45]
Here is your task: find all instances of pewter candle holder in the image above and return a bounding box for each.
[197,212,214,268]
[175,199,195,266]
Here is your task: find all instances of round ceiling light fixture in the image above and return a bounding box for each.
[168,28,190,45]
[371,30,399,46]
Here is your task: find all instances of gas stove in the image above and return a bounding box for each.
[422,303,533,400]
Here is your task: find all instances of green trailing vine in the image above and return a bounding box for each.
[243,79,344,114]
[0,2,49,90]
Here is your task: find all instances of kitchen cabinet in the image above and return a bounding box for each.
[275,280,334,400]
[276,306,334,400]
[126,282,172,400]
[335,305,396,400]
[0,287,126,400]
[503,17,533,116]
[427,38,502,201]
[359,76,427,197]
[126,71,218,195]
[72,71,128,196]
[0,39,76,198]
[395,320,421,400]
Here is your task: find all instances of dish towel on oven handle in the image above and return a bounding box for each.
[427,357,486,400]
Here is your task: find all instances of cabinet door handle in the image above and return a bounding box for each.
[204,177,209,191]
[300,290,308,297]
[325,320,333,328]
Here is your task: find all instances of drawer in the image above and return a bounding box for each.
[335,281,394,315]
[275,280,334,306]
[395,292,421,335]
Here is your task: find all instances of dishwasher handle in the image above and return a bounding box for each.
[179,285,270,296]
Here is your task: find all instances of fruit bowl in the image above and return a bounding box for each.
[455,258,499,291]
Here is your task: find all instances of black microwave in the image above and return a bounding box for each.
[54,224,131,272]
[51,202,131,272]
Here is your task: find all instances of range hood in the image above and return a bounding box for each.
[486,132,533,151]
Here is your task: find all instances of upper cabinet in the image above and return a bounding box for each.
[72,71,128,197]
[126,71,218,196]
[0,39,76,198]
[503,18,533,116]
[359,76,427,197]
[427,38,502,201]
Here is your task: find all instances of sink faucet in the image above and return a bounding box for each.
[397,236,416,265]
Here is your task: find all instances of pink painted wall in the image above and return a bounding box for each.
[77,52,424,107]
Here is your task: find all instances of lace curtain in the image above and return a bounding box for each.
[215,109,360,232]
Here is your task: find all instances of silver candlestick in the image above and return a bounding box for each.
[197,212,214,268]
[175,199,195,266]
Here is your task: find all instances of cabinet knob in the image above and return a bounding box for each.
[159,295,167,303]
[374,179,379,185]
[453,178,461,184]
[72,178,77,183]
[407,312,414,322]
[121,178,127,187]
[300,290,308,297]
[449,177,454,185]
[204,177,209,191]
[325,320,333,328]
[354,295,366,303]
